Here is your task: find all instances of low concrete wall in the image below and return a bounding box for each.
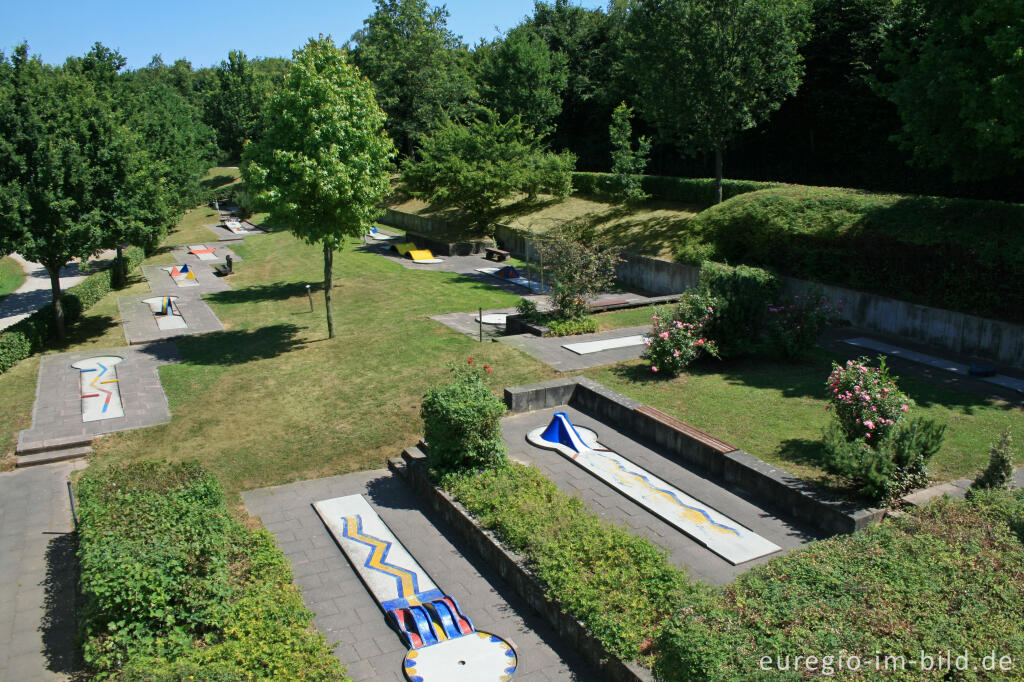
[391,448,650,682]
[504,377,885,535]
[403,230,491,256]
[383,206,1023,366]
[381,208,456,237]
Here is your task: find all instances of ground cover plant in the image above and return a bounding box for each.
[441,461,694,663]
[653,489,1024,681]
[0,255,25,300]
[76,461,347,680]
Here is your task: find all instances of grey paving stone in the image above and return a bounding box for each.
[499,325,652,371]
[168,243,243,266]
[18,344,180,451]
[140,264,231,295]
[117,293,224,345]
[503,406,827,585]
[242,470,591,681]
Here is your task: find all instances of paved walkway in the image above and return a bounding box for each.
[117,294,223,345]
[503,406,825,585]
[243,469,590,681]
[0,254,113,332]
[0,460,84,681]
[499,325,652,371]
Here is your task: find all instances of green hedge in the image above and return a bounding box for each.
[654,489,1024,681]
[684,186,1024,324]
[572,172,782,206]
[441,462,695,661]
[0,246,144,373]
[76,461,348,680]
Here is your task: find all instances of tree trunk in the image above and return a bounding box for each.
[114,244,125,288]
[48,265,65,342]
[714,145,724,205]
[323,243,335,339]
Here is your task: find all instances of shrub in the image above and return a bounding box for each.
[766,290,842,361]
[698,261,779,358]
[642,294,719,377]
[684,185,1024,323]
[571,172,781,206]
[76,461,346,680]
[822,417,946,502]
[441,462,693,661]
[973,429,1016,491]
[420,360,507,472]
[545,316,598,336]
[536,236,622,320]
[825,355,910,443]
[515,297,543,323]
[0,246,145,373]
[609,103,651,204]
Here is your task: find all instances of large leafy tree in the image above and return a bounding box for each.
[475,26,569,138]
[622,0,812,202]
[243,36,396,339]
[351,0,475,157]
[877,0,1024,181]
[0,45,148,339]
[205,50,271,160]
[401,109,575,228]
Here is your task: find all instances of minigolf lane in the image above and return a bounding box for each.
[528,412,781,565]
[313,494,517,681]
[70,356,124,422]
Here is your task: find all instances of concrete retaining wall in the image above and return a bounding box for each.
[383,206,1023,367]
[504,377,885,534]
[391,448,650,682]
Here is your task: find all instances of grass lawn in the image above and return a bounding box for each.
[594,304,659,331]
[388,192,698,259]
[0,255,25,300]
[585,351,1023,490]
[0,228,557,493]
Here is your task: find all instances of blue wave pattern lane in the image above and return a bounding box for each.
[528,412,781,565]
[340,514,421,599]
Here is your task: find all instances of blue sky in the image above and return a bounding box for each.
[3,0,607,69]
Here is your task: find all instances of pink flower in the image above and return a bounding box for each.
[673,349,680,358]
[651,366,659,373]
[695,338,706,346]
[900,404,909,412]
[659,331,670,340]
[864,420,875,430]
[871,406,877,411]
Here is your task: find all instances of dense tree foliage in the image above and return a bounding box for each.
[609,102,650,203]
[351,0,475,157]
[243,36,396,339]
[877,0,1024,181]
[401,110,575,227]
[621,0,812,203]
[204,50,272,160]
[475,25,568,138]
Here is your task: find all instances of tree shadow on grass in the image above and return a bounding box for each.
[59,314,121,349]
[41,531,82,677]
[204,282,323,306]
[199,174,239,191]
[175,324,304,366]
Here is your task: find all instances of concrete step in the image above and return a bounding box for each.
[17,445,92,468]
[16,434,93,456]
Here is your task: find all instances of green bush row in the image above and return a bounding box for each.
[654,489,1024,681]
[76,461,348,681]
[683,186,1024,324]
[0,246,145,373]
[572,172,782,206]
[441,462,695,662]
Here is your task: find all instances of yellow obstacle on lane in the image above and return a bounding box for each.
[409,249,436,262]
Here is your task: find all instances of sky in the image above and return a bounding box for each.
[2,0,608,69]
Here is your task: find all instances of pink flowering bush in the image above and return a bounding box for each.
[643,293,719,377]
[767,291,841,361]
[822,355,946,503]
[826,355,911,443]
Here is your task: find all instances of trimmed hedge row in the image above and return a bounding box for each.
[572,171,782,206]
[76,461,348,681]
[0,246,145,373]
[683,186,1024,324]
[441,462,696,662]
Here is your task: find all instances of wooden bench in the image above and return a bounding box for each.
[484,246,510,262]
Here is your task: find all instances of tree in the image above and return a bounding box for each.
[535,233,621,320]
[0,45,142,339]
[877,0,1024,181]
[242,36,396,339]
[609,101,650,203]
[622,0,812,202]
[205,50,271,160]
[401,109,575,228]
[475,26,568,138]
[351,0,475,157]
